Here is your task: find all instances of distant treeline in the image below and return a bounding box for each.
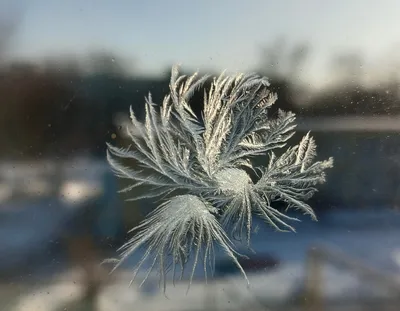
[0,56,399,161]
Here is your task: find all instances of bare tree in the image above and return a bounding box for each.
[258,37,311,80]
[0,8,22,64]
[329,51,365,85]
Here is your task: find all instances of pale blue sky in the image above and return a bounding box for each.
[2,0,400,83]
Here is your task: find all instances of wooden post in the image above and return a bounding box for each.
[304,248,323,311]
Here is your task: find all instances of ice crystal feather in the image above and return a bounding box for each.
[106,65,333,291]
[105,195,248,293]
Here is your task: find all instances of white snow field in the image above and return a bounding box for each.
[6,208,400,311]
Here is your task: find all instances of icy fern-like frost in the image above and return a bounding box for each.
[105,195,247,292]
[106,65,333,291]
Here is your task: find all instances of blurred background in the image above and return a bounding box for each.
[1,0,400,310]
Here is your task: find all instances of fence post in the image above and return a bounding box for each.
[304,248,323,311]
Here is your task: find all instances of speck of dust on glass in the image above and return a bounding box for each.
[104,65,334,293]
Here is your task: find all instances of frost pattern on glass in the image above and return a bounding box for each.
[106,65,333,291]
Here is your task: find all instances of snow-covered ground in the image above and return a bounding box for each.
[4,208,400,311]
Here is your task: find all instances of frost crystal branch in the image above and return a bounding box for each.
[106,65,333,291]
